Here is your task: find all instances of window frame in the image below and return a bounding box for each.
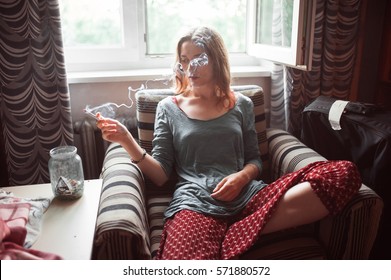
[62,0,262,73]
[247,0,316,71]
[61,0,315,73]
[62,0,143,72]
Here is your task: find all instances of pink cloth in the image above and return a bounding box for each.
[156,160,361,260]
[0,200,61,260]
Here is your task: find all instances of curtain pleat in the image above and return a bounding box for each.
[270,64,286,130]
[269,0,362,137]
[0,0,73,186]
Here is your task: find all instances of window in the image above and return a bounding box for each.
[59,0,141,72]
[145,0,247,54]
[60,0,314,73]
[248,0,316,70]
[59,0,252,72]
[60,0,122,48]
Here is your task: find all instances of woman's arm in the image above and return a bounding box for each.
[97,116,169,186]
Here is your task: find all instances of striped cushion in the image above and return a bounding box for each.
[93,143,151,259]
[147,196,172,258]
[136,85,268,258]
[241,226,325,259]
[243,237,325,259]
[267,128,326,181]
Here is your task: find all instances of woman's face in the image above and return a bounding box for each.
[179,40,214,89]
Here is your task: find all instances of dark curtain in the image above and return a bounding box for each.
[269,0,362,137]
[0,0,73,186]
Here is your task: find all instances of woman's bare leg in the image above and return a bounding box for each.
[261,181,329,234]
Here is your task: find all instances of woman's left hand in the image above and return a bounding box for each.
[211,172,248,202]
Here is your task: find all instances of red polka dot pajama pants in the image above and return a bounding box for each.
[155,160,361,260]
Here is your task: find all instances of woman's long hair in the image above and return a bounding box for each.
[173,27,235,108]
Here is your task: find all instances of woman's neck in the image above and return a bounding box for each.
[189,85,216,99]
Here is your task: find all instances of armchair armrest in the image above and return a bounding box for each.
[267,128,383,259]
[267,128,327,180]
[318,184,383,259]
[92,143,151,259]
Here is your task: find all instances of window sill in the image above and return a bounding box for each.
[66,66,271,84]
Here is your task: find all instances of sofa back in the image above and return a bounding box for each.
[135,85,270,193]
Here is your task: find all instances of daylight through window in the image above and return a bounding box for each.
[145,0,247,55]
[59,0,314,72]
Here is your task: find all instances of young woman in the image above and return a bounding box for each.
[97,27,361,260]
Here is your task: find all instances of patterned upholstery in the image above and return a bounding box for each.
[267,128,327,181]
[93,144,150,259]
[92,86,383,260]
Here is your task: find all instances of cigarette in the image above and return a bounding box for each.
[84,109,98,120]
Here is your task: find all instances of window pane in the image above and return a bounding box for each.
[249,0,315,70]
[146,0,247,54]
[256,0,293,47]
[59,0,122,48]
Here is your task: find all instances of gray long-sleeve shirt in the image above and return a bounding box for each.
[152,93,267,219]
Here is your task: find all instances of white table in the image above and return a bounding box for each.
[2,179,102,260]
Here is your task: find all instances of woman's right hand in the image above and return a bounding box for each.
[96,113,169,187]
[96,113,132,145]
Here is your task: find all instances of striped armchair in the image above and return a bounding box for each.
[92,85,383,260]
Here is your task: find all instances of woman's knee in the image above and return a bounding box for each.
[304,160,362,215]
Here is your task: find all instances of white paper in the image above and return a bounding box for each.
[328,100,349,130]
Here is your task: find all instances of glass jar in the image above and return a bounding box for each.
[48,146,84,200]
